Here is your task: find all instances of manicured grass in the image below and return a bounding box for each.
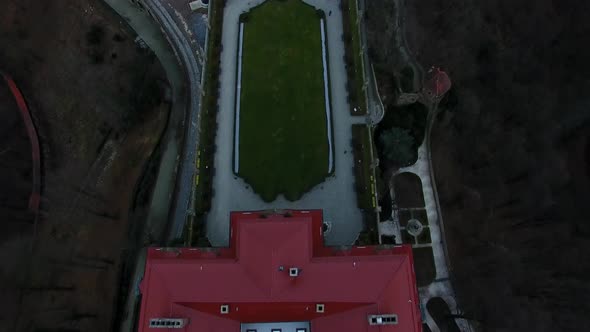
[184,0,226,246]
[349,0,367,114]
[352,124,379,246]
[402,229,416,244]
[352,124,376,209]
[194,0,225,216]
[417,227,432,244]
[342,0,367,115]
[238,0,330,202]
[426,297,461,332]
[412,209,429,225]
[398,208,429,229]
[393,172,426,208]
[413,247,436,287]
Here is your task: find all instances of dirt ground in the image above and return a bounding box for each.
[393,172,425,208]
[0,0,170,330]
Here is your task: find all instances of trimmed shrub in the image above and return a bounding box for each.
[316,9,326,19]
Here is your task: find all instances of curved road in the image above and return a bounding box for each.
[104,0,205,242]
[140,0,204,242]
[100,1,205,330]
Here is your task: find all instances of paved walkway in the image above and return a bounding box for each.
[390,109,473,332]
[361,0,472,329]
[207,0,365,246]
[396,141,448,281]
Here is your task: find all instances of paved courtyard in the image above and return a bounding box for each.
[207,0,366,246]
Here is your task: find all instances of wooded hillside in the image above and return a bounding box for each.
[367,0,590,330]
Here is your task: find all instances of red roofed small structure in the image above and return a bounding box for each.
[137,210,422,332]
[423,67,451,99]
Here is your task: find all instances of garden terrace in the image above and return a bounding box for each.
[352,124,376,210]
[234,0,333,202]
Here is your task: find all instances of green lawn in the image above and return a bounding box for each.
[194,0,224,216]
[341,0,367,115]
[348,0,367,115]
[237,0,330,202]
[352,124,376,210]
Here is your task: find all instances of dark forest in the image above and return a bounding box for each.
[367,0,590,330]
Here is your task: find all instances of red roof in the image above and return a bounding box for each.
[424,67,451,98]
[138,210,422,332]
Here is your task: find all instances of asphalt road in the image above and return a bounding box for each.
[99,0,200,330]
[358,0,385,125]
[141,0,205,242]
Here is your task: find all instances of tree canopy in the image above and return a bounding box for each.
[379,127,415,166]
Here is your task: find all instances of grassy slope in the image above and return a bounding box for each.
[239,0,328,202]
[352,124,375,210]
[341,0,367,115]
[194,0,224,216]
[348,0,367,115]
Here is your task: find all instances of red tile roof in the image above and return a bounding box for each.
[424,67,451,98]
[138,210,421,332]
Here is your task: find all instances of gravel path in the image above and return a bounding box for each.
[394,109,474,332]
[397,139,449,281]
[207,0,365,246]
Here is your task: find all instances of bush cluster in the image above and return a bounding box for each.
[195,0,226,215]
